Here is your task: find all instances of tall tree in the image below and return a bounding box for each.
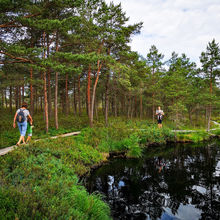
[200,39,220,130]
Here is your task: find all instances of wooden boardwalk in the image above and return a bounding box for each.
[0,131,81,156]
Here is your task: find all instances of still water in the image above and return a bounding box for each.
[85,141,220,220]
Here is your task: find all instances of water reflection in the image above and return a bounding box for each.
[85,141,220,220]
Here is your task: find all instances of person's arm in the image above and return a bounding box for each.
[28,114,33,125]
[13,113,17,128]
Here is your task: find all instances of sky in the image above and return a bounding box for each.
[105,0,220,66]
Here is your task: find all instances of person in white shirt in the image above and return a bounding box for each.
[156,106,164,128]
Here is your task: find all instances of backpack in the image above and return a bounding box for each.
[16,109,25,123]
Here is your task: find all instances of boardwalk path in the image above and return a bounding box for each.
[1,121,219,156]
[0,131,80,156]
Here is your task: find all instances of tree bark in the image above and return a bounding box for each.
[73,77,77,114]
[22,84,24,103]
[15,87,18,109]
[9,86,12,112]
[19,86,21,107]
[105,72,110,126]
[54,32,59,130]
[47,68,52,118]
[140,93,143,119]
[65,73,69,115]
[30,67,34,115]
[5,89,8,109]
[91,60,102,127]
[87,64,92,126]
[114,92,117,117]
[47,34,52,119]
[1,89,4,108]
[78,75,81,116]
[43,32,49,133]
[207,68,213,131]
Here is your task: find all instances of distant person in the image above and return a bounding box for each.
[156,106,164,128]
[13,102,33,146]
[26,118,33,144]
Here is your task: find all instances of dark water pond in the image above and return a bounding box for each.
[85,140,220,220]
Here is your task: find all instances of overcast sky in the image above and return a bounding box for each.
[105,0,220,66]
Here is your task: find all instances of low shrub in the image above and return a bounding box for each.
[0,137,111,219]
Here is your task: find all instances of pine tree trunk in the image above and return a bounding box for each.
[105,72,110,126]
[207,69,213,131]
[114,93,117,117]
[140,94,143,119]
[87,65,92,126]
[43,71,49,132]
[30,67,34,115]
[1,89,3,108]
[65,73,69,115]
[55,72,58,129]
[78,75,81,116]
[54,32,59,130]
[35,87,38,113]
[95,99,98,120]
[43,32,49,133]
[73,77,77,114]
[15,87,18,109]
[47,34,52,119]
[91,60,102,127]
[40,96,43,112]
[22,85,24,103]
[19,86,21,107]
[47,68,52,118]
[5,89,8,109]
[9,86,12,112]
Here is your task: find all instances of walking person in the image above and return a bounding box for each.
[13,102,33,146]
[156,106,164,128]
[26,118,33,144]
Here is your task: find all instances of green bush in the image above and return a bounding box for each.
[0,138,111,219]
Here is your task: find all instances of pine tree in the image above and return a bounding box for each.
[200,39,220,130]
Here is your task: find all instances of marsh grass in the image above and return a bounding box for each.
[176,131,210,142]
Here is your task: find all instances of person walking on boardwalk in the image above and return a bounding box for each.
[26,117,33,144]
[156,106,164,128]
[13,102,33,146]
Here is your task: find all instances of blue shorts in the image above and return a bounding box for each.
[17,121,27,136]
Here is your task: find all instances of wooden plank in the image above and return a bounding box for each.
[0,131,81,156]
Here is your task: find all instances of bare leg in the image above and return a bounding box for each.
[17,136,25,146]
[26,136,31,143]
[22,136,26,144]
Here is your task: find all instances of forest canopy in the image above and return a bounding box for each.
[0,0,220,131]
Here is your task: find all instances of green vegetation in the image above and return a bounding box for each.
[0,119,175,219]
[175,131,210,143]
[0,0,219,218]
[0,138,110,219]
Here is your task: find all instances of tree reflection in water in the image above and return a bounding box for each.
[85,141,220,220]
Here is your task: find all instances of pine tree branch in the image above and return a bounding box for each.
[0,13,40,28]
[0,51,33,63]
